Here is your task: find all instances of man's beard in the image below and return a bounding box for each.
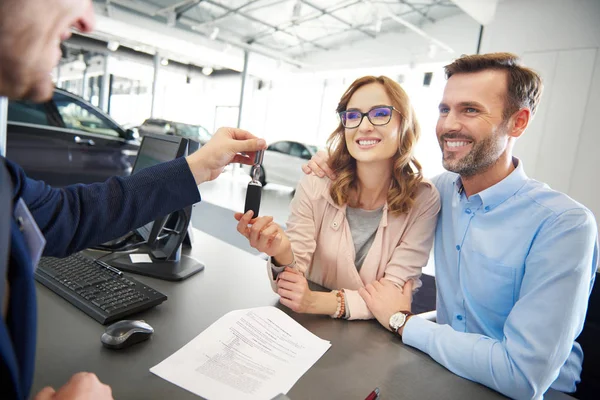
[440,121,509,177]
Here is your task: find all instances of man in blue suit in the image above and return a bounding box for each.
[0,1,267,399]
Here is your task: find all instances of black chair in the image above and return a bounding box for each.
[574,272,600,399]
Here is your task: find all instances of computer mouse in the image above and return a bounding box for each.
[101,320,154,350]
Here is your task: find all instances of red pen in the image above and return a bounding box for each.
[365,387,380,400]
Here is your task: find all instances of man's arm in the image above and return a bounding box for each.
[9,156,199,258]
[7,127,266,257]
[402,209,598,399]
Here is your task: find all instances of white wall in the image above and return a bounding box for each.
[481,0,600,228]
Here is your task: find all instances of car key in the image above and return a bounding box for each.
[244,150,264,217]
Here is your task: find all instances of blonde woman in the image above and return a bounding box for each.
[235,76,440,322]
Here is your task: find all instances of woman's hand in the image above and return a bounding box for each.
[276,267,315,313]
[234,211,291,259]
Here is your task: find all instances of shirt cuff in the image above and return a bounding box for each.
[269,257,286,280]
[402,315,438,354]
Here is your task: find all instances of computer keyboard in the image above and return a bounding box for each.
[35,253,167,324]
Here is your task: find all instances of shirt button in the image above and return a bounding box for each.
[465,208,472,214]
[332,221,339,228]
[457,315,463,321]
[484,206,490,211]
[456,245,461,251]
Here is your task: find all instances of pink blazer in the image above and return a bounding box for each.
[268,174,440,320]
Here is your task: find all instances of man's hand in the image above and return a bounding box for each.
[276,267,316,313]
[234,211,291,260]
[34,372,113,400]
[186,127,266,184]
[359,279,413,333]
[301,150,336,180]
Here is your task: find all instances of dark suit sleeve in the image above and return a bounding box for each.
[4,156,201,257]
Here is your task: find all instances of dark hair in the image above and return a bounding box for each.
[444,52,543,118]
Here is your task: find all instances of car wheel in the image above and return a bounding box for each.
[259,166,267,186]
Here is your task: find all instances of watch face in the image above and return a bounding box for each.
[389,312,407,331]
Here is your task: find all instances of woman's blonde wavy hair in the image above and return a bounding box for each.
[327,75,423,215]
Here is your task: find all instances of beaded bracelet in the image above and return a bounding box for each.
[330,289,346,319]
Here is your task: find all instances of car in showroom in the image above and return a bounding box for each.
[138,118,211,154]
[5,88,140,187]
[243,140,319,189]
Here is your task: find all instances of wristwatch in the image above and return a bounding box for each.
[389,311,413,334]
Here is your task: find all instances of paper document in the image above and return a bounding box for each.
[150,306,331,400]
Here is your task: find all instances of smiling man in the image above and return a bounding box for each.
[361,53,599,399]
[305,53,599,399]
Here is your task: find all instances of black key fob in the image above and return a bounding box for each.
[244,149,264,217]
[244,181,262,217]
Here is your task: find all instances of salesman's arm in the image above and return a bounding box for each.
[7,127,265,257]
[398,210,598,399]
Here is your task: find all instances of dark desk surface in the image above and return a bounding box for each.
[33,230,573,400]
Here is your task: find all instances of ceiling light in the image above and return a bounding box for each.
[373,16,383,33]
[202,66,213,76]
[210,27,220,40]
[107,40,120,52]
[167,12,176,27]
[161,58,169,66]
[428,43,438,58]
[292,0,302,21]
[72,55,87,71]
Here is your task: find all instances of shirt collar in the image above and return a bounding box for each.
[454,157,528,212]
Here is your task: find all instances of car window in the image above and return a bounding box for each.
[197,126,212,142]
[176,124,198,138]
[269,141,291,154]
[7,101,50,126]
[289,142,312,160]
[53,92,122,138]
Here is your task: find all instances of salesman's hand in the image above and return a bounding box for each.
[186,127,266,184]
[234,211,290,258]
[301,150,336,180]
[359,279,413,332]
[34,372,113,400]
[276,267,315,313]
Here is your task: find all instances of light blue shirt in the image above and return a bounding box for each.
[402,159,599,399]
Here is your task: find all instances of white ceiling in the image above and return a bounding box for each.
[87,1,481,75]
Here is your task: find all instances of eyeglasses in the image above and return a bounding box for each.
[339,106,399,129]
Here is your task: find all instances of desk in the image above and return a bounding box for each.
[33,229,573,400]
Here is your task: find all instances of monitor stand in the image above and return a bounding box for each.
[105,244,204,281]
[105,208,204,281]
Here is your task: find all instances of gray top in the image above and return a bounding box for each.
[346,206,383,271]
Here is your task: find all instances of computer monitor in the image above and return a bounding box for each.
[131,134,188,244]
[104,133,205,281]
